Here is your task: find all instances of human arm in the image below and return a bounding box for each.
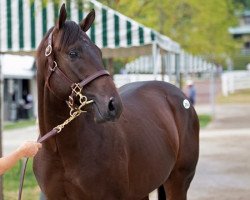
[0,141,42,175]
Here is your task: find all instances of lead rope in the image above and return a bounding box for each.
[18,84,93,200]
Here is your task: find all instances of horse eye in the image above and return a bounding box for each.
[69,51,79,59]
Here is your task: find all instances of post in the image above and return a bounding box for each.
[0,54,4,199]
[161,54,166,81]
[107,58,114,78]
[166,53,172,83]
[175,53,181,88]
[210,64,216,118]
[152,42,158,80]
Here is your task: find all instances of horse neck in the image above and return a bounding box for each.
[37,76,70,134]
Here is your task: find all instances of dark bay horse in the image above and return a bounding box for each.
[34,4,199,200]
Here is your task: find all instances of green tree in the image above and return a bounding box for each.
[234,0,250,9]
[100,0,240,65]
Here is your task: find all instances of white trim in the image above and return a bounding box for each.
[0,0,7,51]
[47,1,55,31]
[11,0,19,51]
[71,0,79,22]
[107,8,115,48]
[119,13,127,48]
[35,0,43,49]
[94,4,103,48]
[23,0,31,51]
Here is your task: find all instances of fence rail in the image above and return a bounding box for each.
[222,70,250,96]
[114,74,170,88]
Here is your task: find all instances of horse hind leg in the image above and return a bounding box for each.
[157,185,166,200]
[161,95,199,200]
[162,137,198,200]
[155,138,198,199]
[161,167,196,200]
[138,187,165,200]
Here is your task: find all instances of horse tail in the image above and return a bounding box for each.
[157,185,166,200]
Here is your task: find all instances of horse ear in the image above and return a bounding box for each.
[56,3,67,30]
[80,9,95,32]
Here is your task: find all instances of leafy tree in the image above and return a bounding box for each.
[234,0,250,9]
[100,0,241,65]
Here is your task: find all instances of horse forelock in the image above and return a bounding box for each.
[37,21,83,58]
[58,21,82,51]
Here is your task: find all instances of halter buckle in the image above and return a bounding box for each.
[49,61,58,71]
[45,45,52,56]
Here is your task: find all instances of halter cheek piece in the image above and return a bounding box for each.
[45,29,110,112]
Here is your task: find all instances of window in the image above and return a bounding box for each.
[244,41,250,49]
[244,16,250,25]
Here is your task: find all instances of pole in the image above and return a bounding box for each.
[0,54,4,199]
[161,54,167,81]
[152,42,158,80]
[210,64,216,118]
[175,53,181,88]
[106,58,114,78]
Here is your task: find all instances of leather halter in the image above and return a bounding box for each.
[45,29,110,100]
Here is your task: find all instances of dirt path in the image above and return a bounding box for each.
[188,104,250,200]
[3,126,37,156]
[188,128,250,200]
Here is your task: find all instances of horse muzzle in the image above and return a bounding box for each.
[93,96,123,123]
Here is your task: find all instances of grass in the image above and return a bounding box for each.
[198,114,212,128]
[3,159,40,200]
[3,118,36,131]
[217,89,250,104]
[3,119,39,199]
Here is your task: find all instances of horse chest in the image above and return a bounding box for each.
[57,158,129,200]
[53,140,129,196]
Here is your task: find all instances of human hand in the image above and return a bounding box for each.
[17,141,42,158]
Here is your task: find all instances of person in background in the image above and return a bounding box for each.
[187,80,196,105]
[0,141,42,175]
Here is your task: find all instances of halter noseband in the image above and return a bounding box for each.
[45,29,110,102]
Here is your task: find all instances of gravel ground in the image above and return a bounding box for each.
[151,104,250,200]
[3,125,38,156]
[188,128,250,200]
[187,104,250,200]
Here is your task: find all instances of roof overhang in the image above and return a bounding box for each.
[0,54,35,79]
[229,26,250,35]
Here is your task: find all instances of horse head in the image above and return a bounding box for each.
[36,4,123,123]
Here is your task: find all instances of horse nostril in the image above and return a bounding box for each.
[108,97,116,113]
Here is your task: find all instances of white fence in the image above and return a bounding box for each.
[124,53,214,74]
[114,74,170,88]
[222,70,250,96]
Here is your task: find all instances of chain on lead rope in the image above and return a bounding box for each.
[54,83,94,133]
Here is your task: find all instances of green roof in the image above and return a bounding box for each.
[0,0,180,56]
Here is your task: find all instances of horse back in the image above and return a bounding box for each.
[119,80,199,149]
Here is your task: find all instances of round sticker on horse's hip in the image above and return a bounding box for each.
[183,99,190,109]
